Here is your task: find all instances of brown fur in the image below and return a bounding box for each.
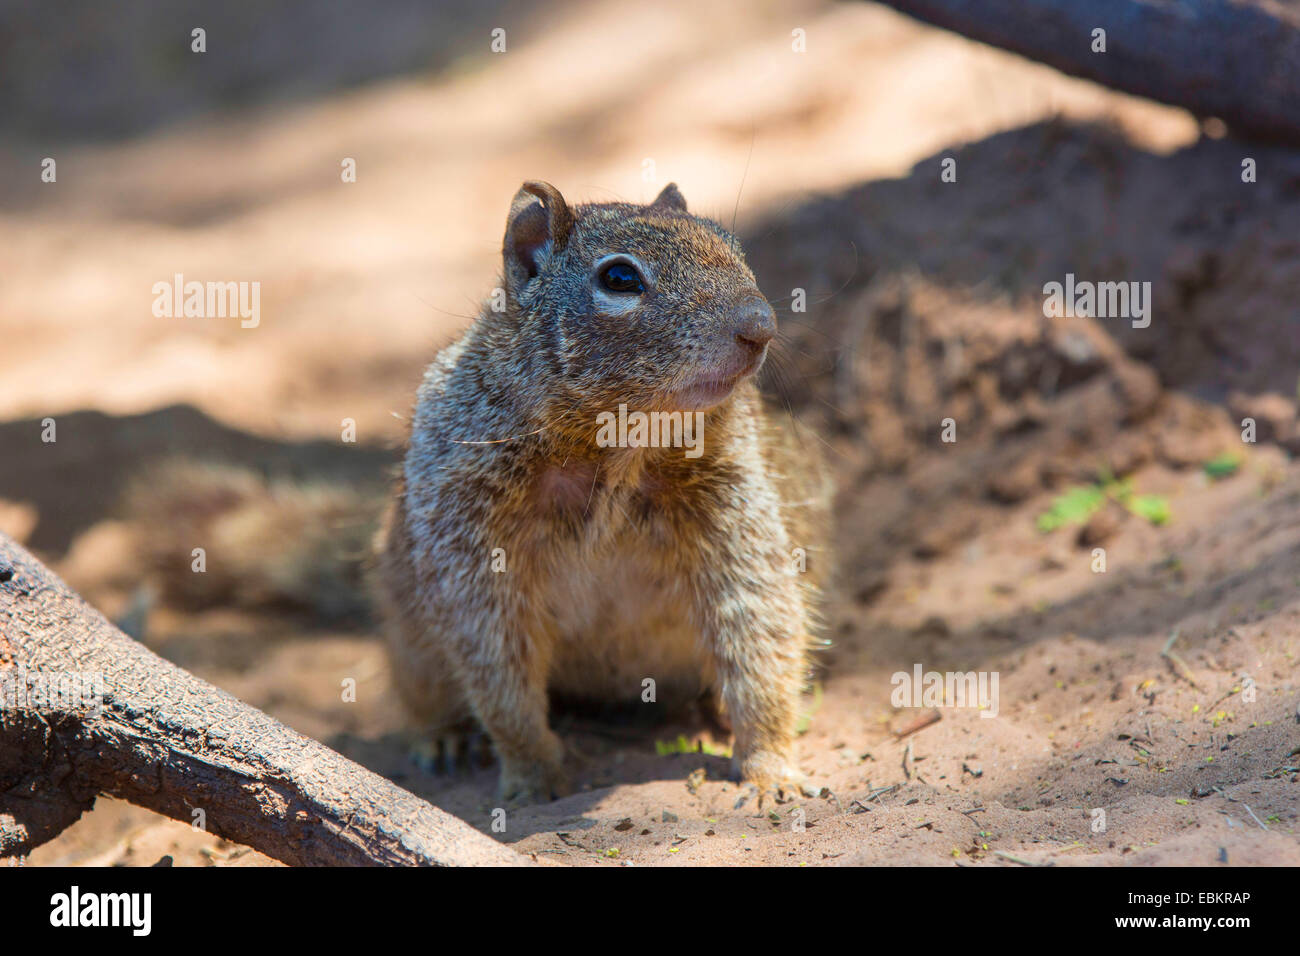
[373,181,831,801]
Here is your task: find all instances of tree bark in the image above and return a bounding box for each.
[0,533,528,866]
[874,0,1300,143]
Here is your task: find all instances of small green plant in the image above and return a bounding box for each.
[1128,494,1171,525]
[1203,452,1243,481]
[1036,477,1170,531]
[654,735,730,757]
[795,681,824,735]
[1036,484,1106,532]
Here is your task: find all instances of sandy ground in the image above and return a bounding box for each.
[3,0,1298,866]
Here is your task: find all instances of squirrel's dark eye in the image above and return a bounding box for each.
[599,262,645,295]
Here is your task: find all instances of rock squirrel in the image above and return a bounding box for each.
[374,180,831,802]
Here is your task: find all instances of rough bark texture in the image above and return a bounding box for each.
[875,0,1300,142]
[0,534,528,866]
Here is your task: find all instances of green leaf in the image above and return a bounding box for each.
[1127,494,1171,525]
[1203,453,1242,480]
[654,734,729,757]
[795,682,824,735]
[1036,484,1105,532]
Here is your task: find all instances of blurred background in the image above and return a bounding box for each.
[3,0,1299,866]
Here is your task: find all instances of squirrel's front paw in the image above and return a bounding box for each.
[733,749,815,808]
[497,754,570,805]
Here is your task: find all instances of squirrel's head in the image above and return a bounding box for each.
[501,180,776,412]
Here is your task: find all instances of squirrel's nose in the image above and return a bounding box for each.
[732,298,776,353]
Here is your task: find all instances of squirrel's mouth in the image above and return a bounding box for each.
[670,375,741,409]
[665,357,762,411]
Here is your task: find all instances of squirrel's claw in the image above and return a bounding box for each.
[732,751,813,810]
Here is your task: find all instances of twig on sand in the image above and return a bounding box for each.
[1242,805,1270,831]
[849,783,903,813]
[902,740,914,781]
[1161,629,1200,689]
[893,709,942,739]
[993,850,1053,867]
[858,784,901,806]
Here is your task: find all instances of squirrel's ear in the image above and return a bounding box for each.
[503,181,573,293]
[650,182,687,212]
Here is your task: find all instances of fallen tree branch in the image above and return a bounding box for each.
[874,0,1300,142]
[0,533,527,866]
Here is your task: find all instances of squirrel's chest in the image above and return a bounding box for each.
[530,462,708,698]
[543,540,706,701]
[532,462,689,614]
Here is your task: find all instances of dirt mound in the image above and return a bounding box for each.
[757,119,1300,434]
[749,121,1297,583]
